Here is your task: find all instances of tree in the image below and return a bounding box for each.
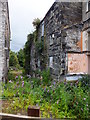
[32,18,40,29]
[9,51,19,68]
[17,49,24,67]
[32,18,40,41]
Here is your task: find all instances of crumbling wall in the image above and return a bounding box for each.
[30,41,36,77]
[37,2,82,80]
[43,2,82,80]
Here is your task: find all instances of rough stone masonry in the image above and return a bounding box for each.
[36,2,82,80]
[30,1,90,81]
[0,0,10,83]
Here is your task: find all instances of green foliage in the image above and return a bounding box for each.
[8,70,22,81]
[24,33,34,74]
[9,51,19,68]
[41,69,51,85]
[36,40,44,55]
[17,49,25,67]
[32,18,40,42]
[8,71,16,81]
[2,73,90,119]
[79,75,90,91]
[32,18,40,29]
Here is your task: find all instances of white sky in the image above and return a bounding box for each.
[8,0,55,52]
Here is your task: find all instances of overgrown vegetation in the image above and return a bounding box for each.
[9,51,20,69]
[35,40,44,55]
[3,17,89,119]
[17,49,25,68]
[23,33,34,75]
[2,71,90,119]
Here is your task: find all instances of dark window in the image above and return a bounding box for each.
[5,39,7,47]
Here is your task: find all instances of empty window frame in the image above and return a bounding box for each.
[86,1,90,12]
[42,21,44,36]
[38,59,40,67]
[49,57,53,68]
[88,32,90,51]
[50,34,54,45]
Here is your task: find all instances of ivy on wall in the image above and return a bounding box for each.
[24,34,34,74]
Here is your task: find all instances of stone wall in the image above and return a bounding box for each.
[30,41,36,77]
[29,2,82,80]
[82,1,90,75]
[82,2,90,52]
[0,0,10,82]
[37,2,82,80]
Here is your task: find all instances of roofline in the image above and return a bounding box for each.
[38,2,56,26]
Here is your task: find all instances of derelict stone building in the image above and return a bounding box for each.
[31,1,90,81]
[0,0,10,82]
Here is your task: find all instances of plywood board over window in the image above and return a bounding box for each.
[68,53,88,74]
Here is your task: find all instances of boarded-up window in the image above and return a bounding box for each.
[68,53,88,74]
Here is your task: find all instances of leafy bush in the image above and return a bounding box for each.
[36,41,44,55]
[9,51,19,68]
[17,49,25,67]
[8,71,16,81]
[2,73,90,119]
[79,75,90,91]
[41,69,51,85]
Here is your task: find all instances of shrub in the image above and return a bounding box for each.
[9,51,19,68]
[79,75,90,91]
[8,71,16,81]
[2,72,90,118]
[41,69,51,85]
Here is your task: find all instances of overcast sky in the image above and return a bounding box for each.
[8,0,55,52]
